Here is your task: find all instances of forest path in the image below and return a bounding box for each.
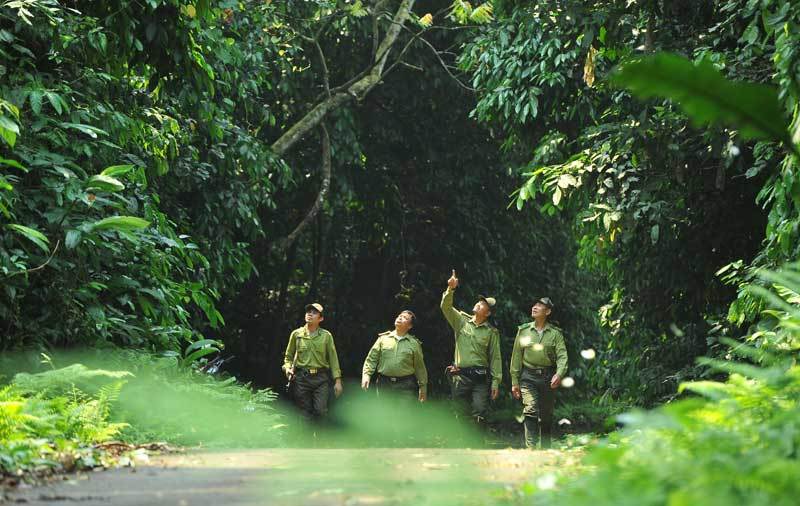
[6,448,581,505]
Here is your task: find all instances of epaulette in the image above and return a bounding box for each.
[458,310,472,319]
[518,322,533,329]
[408,334,421,344]
[378,330,392,337]
[548,324,563,333]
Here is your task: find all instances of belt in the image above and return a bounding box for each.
[297,367,328,375]
[458,366,487,375]
[523,366,554,375]
[377,374,416,383]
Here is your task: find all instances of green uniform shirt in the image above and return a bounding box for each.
[282,326,342,379]
[362,330,428,394]
[510,322,568,387]
[440,288,503,389]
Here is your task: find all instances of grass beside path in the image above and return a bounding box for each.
[5,448,583,505]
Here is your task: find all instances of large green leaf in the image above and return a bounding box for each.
[58,122,108,138]
[100,164,134,177]
[89,216,150,232]
[8,223,50,253]
[612,52,790,144]
[0,115,19,148]
[0,157,27,171]
[86,174,125,192]
[28,90,43,115]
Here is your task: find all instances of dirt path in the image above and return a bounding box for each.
[5,448,580,505]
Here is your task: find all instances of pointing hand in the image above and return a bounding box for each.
[447,269,459,290]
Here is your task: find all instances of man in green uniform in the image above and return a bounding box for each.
[440,270,502,423]
[283,303,343,420]
[510,297,568,449]
[361,310,428,402]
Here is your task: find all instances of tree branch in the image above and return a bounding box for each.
[5,239,61,278]
[279,125,332,251]
[270,0,416,157]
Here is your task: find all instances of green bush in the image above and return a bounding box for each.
[514,266,800,506]
[0,350,284,476]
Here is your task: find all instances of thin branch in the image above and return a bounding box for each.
[5,239,61,278]
[315,39,331,97]
[280,125,332,251]
[384,25,476,91]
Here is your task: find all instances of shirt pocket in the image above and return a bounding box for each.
[399,346,414,363]
[473,329,490,349]
[518,333,534,348]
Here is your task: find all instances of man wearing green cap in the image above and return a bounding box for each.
[440,270,502,422]
[282,303,343,420]
[510,297,568,449]
[361,310,428,402]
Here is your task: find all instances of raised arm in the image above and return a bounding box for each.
[440,270,464,332]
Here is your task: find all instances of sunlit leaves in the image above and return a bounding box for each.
[88,216,150,233]
[0,100,20,148]
[86,175,125,192]
[100,165,134,178]
[346,0,368,18]
[450,1,493,24]
[418,13,433,27]
[583,47,597,88]
[59,122,108,139]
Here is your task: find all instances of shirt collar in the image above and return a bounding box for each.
[391,330,408,341]
[303,326,321,337]
[470,317,489,328]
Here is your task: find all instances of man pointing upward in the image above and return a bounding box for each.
[440,270,502,423]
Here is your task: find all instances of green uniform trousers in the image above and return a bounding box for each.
[293,368,331,420]
[451,369,490,422]
[520,367,555,449]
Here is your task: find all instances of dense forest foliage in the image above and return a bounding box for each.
[1,0,798,414]
[2,2,800,503]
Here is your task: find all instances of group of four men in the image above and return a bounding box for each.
[282,271,568,449]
